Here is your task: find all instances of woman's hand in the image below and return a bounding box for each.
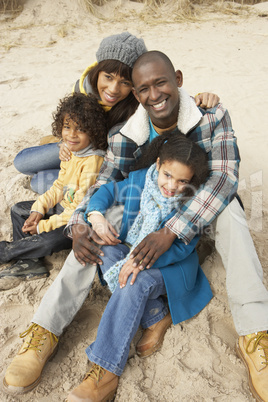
[89,214,121,245]
[194,92,220,109]
[59,142,72,162]
[22,212,43,235]
[118,258,141,288]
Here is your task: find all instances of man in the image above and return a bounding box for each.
[65,51,268,401]
[4,52,267,401]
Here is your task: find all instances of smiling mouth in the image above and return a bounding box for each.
[162,187,175,197]
[104,92,118,102]
[152,99,167,110]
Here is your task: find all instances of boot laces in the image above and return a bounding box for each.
[246,332,268,366]
[84,364,106,383]
[19,323,58,353]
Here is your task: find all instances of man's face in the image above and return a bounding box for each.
[132,59,181,129]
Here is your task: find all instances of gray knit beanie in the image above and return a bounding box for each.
[96,32,147,68]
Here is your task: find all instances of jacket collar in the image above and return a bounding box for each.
[121,87,202,146]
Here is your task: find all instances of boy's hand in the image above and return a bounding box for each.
[194,92,220,109]
[89,214,121,245]
[130,227,177,270]
[72,224,105,266]
[119,258,141,288]
[59,142,71,162]
[22,212,43,235]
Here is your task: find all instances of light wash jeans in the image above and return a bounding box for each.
[33,199,268,337]
[14,143,60,194]
[86,267,168,376]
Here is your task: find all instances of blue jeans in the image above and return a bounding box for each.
[14,143,60,194]
[86,244,168,376]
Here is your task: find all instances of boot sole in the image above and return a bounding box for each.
[235,340,264,402]
[3,343,59,395]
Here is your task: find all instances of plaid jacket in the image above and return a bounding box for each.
[66,88,240,244]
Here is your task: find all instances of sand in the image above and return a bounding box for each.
[0,1,268,400]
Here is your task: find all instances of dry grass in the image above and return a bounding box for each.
[80,0,267,24]
[1,0,266,23]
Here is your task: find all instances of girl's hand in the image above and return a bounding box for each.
[22,212,43,235]
[119,258,141,288]
[89,214,121,245]
[59,142,71,162]
[194,92,220,109]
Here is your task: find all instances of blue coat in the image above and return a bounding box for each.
[85,168,213,325]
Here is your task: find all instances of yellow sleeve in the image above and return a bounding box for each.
[38,156,103,233]
[31,163,66,216]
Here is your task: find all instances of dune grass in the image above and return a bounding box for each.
[0,0,266,22]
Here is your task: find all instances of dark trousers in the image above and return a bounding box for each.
[0,201,72,262]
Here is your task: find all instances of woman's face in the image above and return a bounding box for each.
[97,71,133,107]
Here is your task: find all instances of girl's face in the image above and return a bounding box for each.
[156,158,194,198]
[62,115,91,152]
[97,71,133,107]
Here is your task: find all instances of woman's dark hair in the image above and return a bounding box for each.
[52,93,108,151]
[135,133,209,196]
[88,60,139,130]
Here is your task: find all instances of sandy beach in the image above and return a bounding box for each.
[1,1,268,400]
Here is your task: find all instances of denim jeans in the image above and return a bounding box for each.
[14,143,60,194]
[86,267,168,376]
[100,243,168,328]
[0,201,72,262]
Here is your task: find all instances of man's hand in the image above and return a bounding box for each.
[118,258,141,288]
[130,227,177,270]
[194,92,220,109]
[72,224,106,266]
[22,212,43,235]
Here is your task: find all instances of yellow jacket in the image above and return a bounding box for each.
[31,151,104,233]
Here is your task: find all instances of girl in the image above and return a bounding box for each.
[0,92,107,287]
[13,31,219,194]
[66,133,213,401]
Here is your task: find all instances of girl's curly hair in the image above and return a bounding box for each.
[52,93,108,151]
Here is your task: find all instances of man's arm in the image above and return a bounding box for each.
[166,104,240,244]
[130,104,240,268]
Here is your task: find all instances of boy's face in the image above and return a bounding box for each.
[156,158,194,198]
[62,115,91,152]
[132,59,181,129]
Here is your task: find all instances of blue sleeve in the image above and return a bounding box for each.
[84,177,130,223]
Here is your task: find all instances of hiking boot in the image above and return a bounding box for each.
[3,323,58,395]
[236,332,268,402]
[67,364,118,402]
[136,312,172,358]
[0,259,49,290]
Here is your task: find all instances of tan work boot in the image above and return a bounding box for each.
[236,332,268,402]
[136,312,172,358]
[67,364,118,402]
[3,323,58,395]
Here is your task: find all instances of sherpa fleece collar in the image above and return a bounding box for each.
[120,87,202,146]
